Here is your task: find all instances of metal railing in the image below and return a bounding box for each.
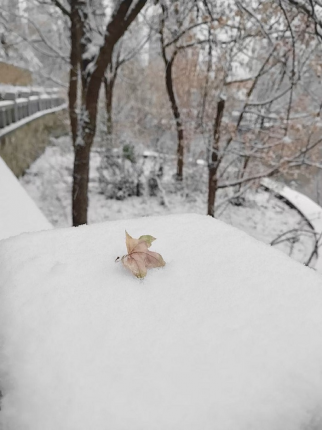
[0,85,66,129]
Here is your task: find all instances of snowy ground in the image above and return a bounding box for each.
[1,214,322,430]
[20,136,316,266]
[0,157,52,240]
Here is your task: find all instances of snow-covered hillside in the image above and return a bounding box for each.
[0,214,322,430]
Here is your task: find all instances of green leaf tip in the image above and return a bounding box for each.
[138,235,156,248]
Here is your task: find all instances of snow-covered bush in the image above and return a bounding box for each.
[98,147,168,200]
[98,145,143,200]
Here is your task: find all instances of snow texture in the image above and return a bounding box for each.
[263,178,322,271]
[0,214,322,430]
[20,138,316,265]
[0,157,52,240]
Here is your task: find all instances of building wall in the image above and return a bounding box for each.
[0,109,68,177]
[0,62,32,85]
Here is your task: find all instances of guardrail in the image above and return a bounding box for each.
[0,85,65,129]
[261,177,322,272]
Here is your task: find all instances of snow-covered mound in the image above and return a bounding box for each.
[0,157,52,240]
[0,214,322,430]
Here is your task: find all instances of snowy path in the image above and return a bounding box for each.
[0,157,52,240]
[262,178,322,273]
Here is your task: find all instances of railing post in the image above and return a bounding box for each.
[0,109,4,128]
[6,107,10,126]
[0,84,65,131]
[13,96,18,122]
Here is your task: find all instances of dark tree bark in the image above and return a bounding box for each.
[68,0,81,146]
[159,6,184,181]
[104,74,114,146]
[72,142,91,224]
[207,98,225,217]
[165,54,184,180]
[71,0,147,226]
[104,55,119,147]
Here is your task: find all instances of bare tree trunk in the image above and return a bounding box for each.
[72,80,100,226]
[237,155,250,195]
[164,57,184,180]
[208,98,225,217]
[159,5,184,181]
[104,73,114,147]
[68,1,82,147]
[72,141,91,225]
[197,27,212,131]
[70,0,147,226]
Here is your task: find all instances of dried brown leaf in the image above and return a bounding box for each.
[120,231,165,278]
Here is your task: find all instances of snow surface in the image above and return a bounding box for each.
[0,100,14,108]
[0,157,52,240]
[20,137,316,265]
[263,178,322,271]
[1,214,322,430]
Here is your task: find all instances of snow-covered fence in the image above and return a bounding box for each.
[0,85,67,177]
[0,85,65,129]
[261,178,322,272]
